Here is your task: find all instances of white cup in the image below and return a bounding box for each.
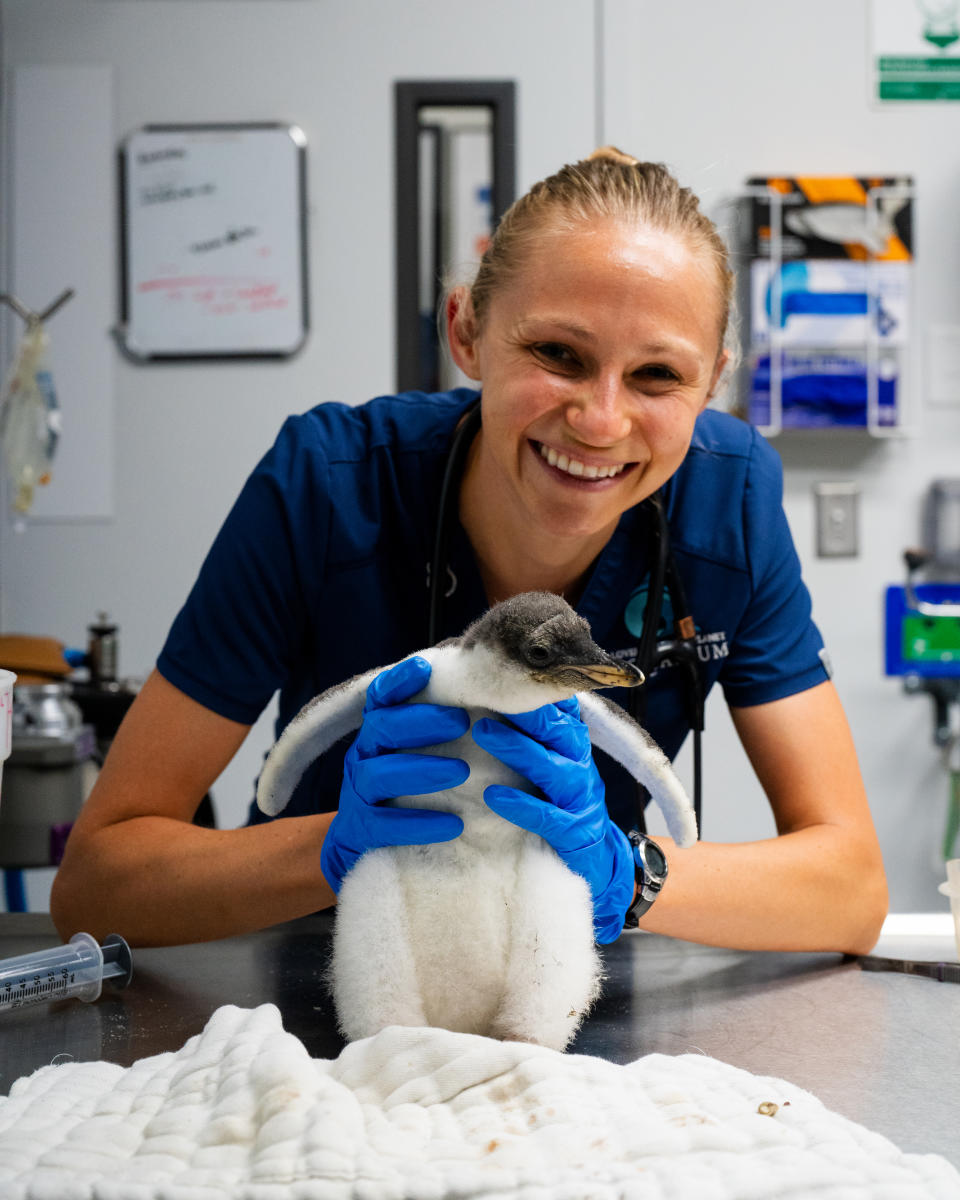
[938,858,960,963]
[0,669,16,800]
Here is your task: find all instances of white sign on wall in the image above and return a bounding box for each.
[871,0,960,101]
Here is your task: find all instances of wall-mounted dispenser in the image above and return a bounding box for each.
[744,176,914,437]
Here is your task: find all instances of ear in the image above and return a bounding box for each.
[704,348,733,408]
[445,287,482,381]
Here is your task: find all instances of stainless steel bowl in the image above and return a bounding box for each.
[11,683,84,739]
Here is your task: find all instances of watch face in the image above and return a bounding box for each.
[644,840,667,877]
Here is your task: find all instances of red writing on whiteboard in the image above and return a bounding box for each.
[138,276,289,317]
[139,276,242,292]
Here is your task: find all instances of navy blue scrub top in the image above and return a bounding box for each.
[158,389,829,833]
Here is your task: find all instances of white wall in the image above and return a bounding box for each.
[604,0,960,910]
[0,0,596,910]
[1,0,956,912]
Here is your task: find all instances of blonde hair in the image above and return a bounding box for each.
[458,147,734,360]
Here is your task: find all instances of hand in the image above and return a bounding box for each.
[321,656,469,892]
[471,698,635,943]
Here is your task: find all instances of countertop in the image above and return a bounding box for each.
[1,911,957,1167]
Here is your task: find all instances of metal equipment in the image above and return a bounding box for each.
[1,683,96,871]
[885,480,960,860]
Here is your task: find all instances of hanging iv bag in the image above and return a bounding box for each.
[0,319,61,515]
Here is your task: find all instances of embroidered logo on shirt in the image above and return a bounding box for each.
[695,630,730,664]
[622,583,729,672]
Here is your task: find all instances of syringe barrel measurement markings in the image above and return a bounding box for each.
[2,967,75,1008]
[0,933,132,1012]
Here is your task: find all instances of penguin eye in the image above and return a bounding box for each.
[524,643,555,667]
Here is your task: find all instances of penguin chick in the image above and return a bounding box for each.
[257,592,697,1051]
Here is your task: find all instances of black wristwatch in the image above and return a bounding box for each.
[623,830,668,927]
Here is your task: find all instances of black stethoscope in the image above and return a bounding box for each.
[428,400,704,829]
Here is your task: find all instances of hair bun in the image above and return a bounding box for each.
[585,145,640,167]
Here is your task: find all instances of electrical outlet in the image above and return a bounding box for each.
[814,482,859,558]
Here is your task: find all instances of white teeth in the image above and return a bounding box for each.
[538,443,625,480]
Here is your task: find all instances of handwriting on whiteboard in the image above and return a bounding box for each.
[190,226,259,254]
[139,181,217,206]
[136,275,290,316]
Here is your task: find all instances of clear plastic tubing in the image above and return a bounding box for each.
[0,932,133,1012]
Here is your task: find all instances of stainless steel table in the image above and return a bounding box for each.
[1,912,957,1167]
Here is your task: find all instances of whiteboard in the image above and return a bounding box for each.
[118,124,309,359]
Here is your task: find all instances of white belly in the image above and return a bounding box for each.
[330,715,601,1049]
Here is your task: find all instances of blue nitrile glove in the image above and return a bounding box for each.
[320,656,469,892]
[472,698,635,944]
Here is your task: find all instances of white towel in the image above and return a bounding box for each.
[0,1003,957,1199]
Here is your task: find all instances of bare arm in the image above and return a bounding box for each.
[50,670,336,947]
[636,680,888,955]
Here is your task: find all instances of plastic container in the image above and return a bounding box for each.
[938,858,960,962]
[0,669,16,799]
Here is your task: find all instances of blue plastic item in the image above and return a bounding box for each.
[764,262,896,333]
[884,584,960,678]
[320,656,468,892]
[750,354,898,429]
[473,698,635,944]
[2,870,26,914]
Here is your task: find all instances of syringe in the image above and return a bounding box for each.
[0,932,133,1012]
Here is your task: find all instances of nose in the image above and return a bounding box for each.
[564,372,633,446]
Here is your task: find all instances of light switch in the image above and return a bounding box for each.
[928,325,960,408]
[814,482,859,558]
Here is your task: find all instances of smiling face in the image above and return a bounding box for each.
[449,218,729,551]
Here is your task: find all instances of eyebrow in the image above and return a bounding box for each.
[515,318,597,343]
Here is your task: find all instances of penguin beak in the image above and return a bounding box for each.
[571,660,645,689]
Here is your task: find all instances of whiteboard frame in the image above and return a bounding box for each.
[117,122,310,361]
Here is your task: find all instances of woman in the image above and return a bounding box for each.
[51,149,887,952]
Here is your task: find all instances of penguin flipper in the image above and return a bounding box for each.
[256,666,381,816]
[577,691,698,848]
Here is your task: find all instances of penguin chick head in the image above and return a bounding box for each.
[453,592,643,712]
